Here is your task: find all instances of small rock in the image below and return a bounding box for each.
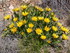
[9,5,14,12]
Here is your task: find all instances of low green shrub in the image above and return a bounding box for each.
[3,5,69,52]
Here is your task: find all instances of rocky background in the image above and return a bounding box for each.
[0,0,70,53]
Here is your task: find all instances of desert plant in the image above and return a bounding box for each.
[2,5,69,52]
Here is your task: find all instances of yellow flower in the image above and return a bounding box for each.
[9,23,14,28]
[35,28,43,35]
[61,26,69,32]
[26,28,33,33]
[35,6,44,11]
[40,35,46,40]
[45,7,52,11]
[52,33,59,38]
[22,12,29,16]
[23,20,27,24]
[47,40,51,43]
[17,21,23,27]
[38,8,44,11]
[11,27,17,33]
[21,32,24,35]
[62,34,68,40]
[32,16,37,21]
[4,28,7,31]
[44,26,50,31]
[12,8,20,11]
[20,5,27,9]
[38,17,44,20]
[28,23,34,28]
[13,17,18,22]
[52,17,59,21]
[51,12,54,16]
[57,22,62,27]
[44,18,50,23]
[35,6,39,9]
[52,26,58,31]
[4,15,11,20]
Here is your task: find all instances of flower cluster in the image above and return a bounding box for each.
[3,5,69,45]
